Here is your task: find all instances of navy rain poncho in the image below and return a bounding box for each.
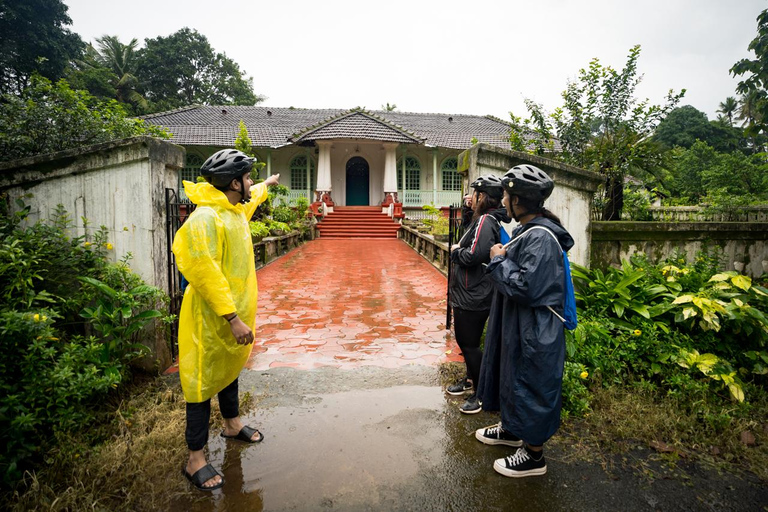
[477,216,575,446]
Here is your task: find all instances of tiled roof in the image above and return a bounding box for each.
[142,106,536,150]
[292,110,422,144]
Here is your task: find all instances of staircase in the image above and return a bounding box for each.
[317,206,401,239]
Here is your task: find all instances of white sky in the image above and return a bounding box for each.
[64,0,765,121]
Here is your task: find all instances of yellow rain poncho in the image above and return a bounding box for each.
[172,180,268,403]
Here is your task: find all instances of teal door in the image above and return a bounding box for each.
[346,157,369,206]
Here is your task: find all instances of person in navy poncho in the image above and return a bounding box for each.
[475,164,574,478]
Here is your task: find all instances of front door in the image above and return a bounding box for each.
[346,157,369,206]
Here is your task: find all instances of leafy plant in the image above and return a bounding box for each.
[78,276,163,363]
[249,220,270,240]
[0,75,169,162]
[422,204,448,236]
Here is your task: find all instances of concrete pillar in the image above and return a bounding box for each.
[382,143,398,208]
[312,141,334,213]
[432,148,438,205]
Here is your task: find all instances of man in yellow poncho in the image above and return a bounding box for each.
[172,148,280,491]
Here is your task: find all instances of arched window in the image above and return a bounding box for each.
[181,154,204,184]
[441,157,460,191]
[179,154,204,199]
[289,154,316,191]
[397,156,421,191]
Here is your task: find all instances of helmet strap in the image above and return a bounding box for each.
[238,175,249,204]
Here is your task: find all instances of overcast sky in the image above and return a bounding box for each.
[64,0,764,121]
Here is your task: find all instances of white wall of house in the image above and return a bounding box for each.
[184,142,464,207]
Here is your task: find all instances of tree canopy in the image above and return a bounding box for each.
[0,0,84,95]
[731,9,768,136]
[653,105,746,153]
[0,76,169,162]
[510,45,684,219]
[135,28,263,112]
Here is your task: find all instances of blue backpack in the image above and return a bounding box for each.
[503,226,578,330]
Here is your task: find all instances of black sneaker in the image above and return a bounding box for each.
[446,377,472,396]
[493,447,547,477]
[459,394,482,414]
[475,423,523,447]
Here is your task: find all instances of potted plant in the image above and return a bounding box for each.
[268,220,291,237]
[432,216,449,243]
[249,220,270,242]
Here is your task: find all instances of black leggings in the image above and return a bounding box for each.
[185,378,240,451]
[453,308,489,389]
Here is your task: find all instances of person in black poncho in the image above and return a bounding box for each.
[475,164,575,478]
[446,175,508,414]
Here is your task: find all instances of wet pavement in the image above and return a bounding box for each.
[169,367,768,512]
[167,240,768,511]
[246,239,462,371]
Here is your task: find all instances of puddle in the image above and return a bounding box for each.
[169,384,570,512]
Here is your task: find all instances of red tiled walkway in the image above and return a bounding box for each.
[246,239,462,370]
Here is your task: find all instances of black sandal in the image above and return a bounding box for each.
[182,463,224,491]
[221,424,263,443]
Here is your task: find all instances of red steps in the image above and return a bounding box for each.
[317,206,401,239]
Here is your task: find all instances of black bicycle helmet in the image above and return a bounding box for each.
[501,164,554,202]
[470,174,503,199]
[200,149,255,189]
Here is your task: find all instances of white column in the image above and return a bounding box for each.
[266,149,272,177]
[316,141,332,192]
[432,148,438,205]
[383,143,398,194]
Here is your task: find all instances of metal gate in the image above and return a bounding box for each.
[446,203,465,328]
[165,188,196,361]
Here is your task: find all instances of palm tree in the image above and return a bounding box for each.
[738,91,762,127]
[717,96,738,126]
[93,35,147,112]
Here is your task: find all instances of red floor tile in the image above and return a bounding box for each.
[244,239,459,371]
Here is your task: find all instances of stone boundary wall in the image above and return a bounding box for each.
[0,137,184,370]
[592,222,768,277]
[648,206,768,223]
[0,136,184,290]
[399,225,449,276]
[254,228,317,270]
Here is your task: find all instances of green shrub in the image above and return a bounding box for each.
[267,219,291,234]
[561,362,591,418]
[0,199,167,486]
[272,204,297,224]
[249,220,270,240]
[570,250,768,404]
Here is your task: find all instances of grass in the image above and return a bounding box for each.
[439,361,768,482]
[2,375,258,511]
[569,385,768,481]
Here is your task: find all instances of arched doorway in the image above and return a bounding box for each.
[346,156,369,206]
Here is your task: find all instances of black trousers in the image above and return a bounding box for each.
[185,378,240,451]
[453,307,489,389]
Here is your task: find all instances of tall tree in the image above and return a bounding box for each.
[731,9,768,137]
[93,35,146,111]
[68,36,147,113]
[135,28,263,112]
[0,0,84,94]
[510,45,684,220]
[717,96,739,126]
